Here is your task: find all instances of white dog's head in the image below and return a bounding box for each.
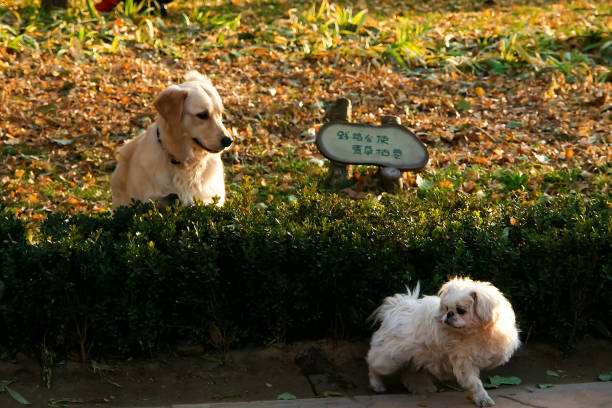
[154,71,233,163]
[437,277,508,331]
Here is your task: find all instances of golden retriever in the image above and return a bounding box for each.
[111,71,233,209]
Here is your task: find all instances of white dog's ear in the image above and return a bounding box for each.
[471,285,500,323]
[154,85,189,125]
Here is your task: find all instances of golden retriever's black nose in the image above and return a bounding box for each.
[221,136,233,148]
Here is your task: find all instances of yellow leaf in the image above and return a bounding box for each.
[437,180,454,189]
[28,194,38,203]
[544,74,558,99]
[463,181,476,193]
[474,157,490,165]
[67,197,82,205]
[475,87,485,96]
[14,169,25,178]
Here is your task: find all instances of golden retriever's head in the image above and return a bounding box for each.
[154,71,233,163]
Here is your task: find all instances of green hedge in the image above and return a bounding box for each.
[1,187,611,357]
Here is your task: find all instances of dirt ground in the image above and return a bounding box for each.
[1,338,611,408]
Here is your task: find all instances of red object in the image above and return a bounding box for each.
[95,0,121,12]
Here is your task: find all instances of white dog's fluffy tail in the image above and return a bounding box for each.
[369,282,421,325]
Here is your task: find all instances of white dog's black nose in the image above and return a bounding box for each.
[221,136,233,148]
[447,311,454,318]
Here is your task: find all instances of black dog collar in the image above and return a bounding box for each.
[156,127,180,165]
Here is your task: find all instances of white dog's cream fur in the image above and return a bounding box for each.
[367,277,520,407]
[111,71,232,209]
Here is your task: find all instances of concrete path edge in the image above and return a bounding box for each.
[166,382,612,408]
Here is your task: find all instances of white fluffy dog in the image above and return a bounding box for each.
[367,277,520,407]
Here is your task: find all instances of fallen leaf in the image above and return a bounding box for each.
[277,393,296,400]
[67,197,83,205]
[456,98,471,111]
[598,372,612,382]
[483,375,522,389]
[416,175,433,189]
[38,104,58,115]
[436,180,454,189]
[475,157,490,166]
[0,381,31,405]
[51,138,78,146]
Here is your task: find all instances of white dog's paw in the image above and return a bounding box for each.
[370,382,387,393]
[370,381,386,393]
[475,394,495,407]
[368,369,387,393]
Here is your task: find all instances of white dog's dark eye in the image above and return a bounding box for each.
[197,112,209,120]
[457,307,466,315]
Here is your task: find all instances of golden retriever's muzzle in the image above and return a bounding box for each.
[220,136,233,148]
[192,135,233,153]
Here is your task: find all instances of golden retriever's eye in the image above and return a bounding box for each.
[457,307,466,315]
[196,112,209,120]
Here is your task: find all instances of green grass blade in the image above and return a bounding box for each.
[5,385,31,405]
[85,0,100,21]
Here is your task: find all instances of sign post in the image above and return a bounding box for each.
[316,99,429,191]
[323,98,353,185]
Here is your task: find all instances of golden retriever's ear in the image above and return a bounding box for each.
[154,86,189,125]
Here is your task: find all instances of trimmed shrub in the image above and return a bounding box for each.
[1,189,610,357]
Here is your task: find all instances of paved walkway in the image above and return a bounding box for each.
[147,382,612,408]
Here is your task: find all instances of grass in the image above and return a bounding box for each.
[1,0,610,76]
[225,147,610,207]
[0,0,610,224]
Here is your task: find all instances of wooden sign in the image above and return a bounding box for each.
[316,122,429,170]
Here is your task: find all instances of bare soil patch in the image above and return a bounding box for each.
[1,338,611,407]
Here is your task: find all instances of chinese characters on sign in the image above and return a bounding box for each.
[337,130,404,160]
[316,122,429,170]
